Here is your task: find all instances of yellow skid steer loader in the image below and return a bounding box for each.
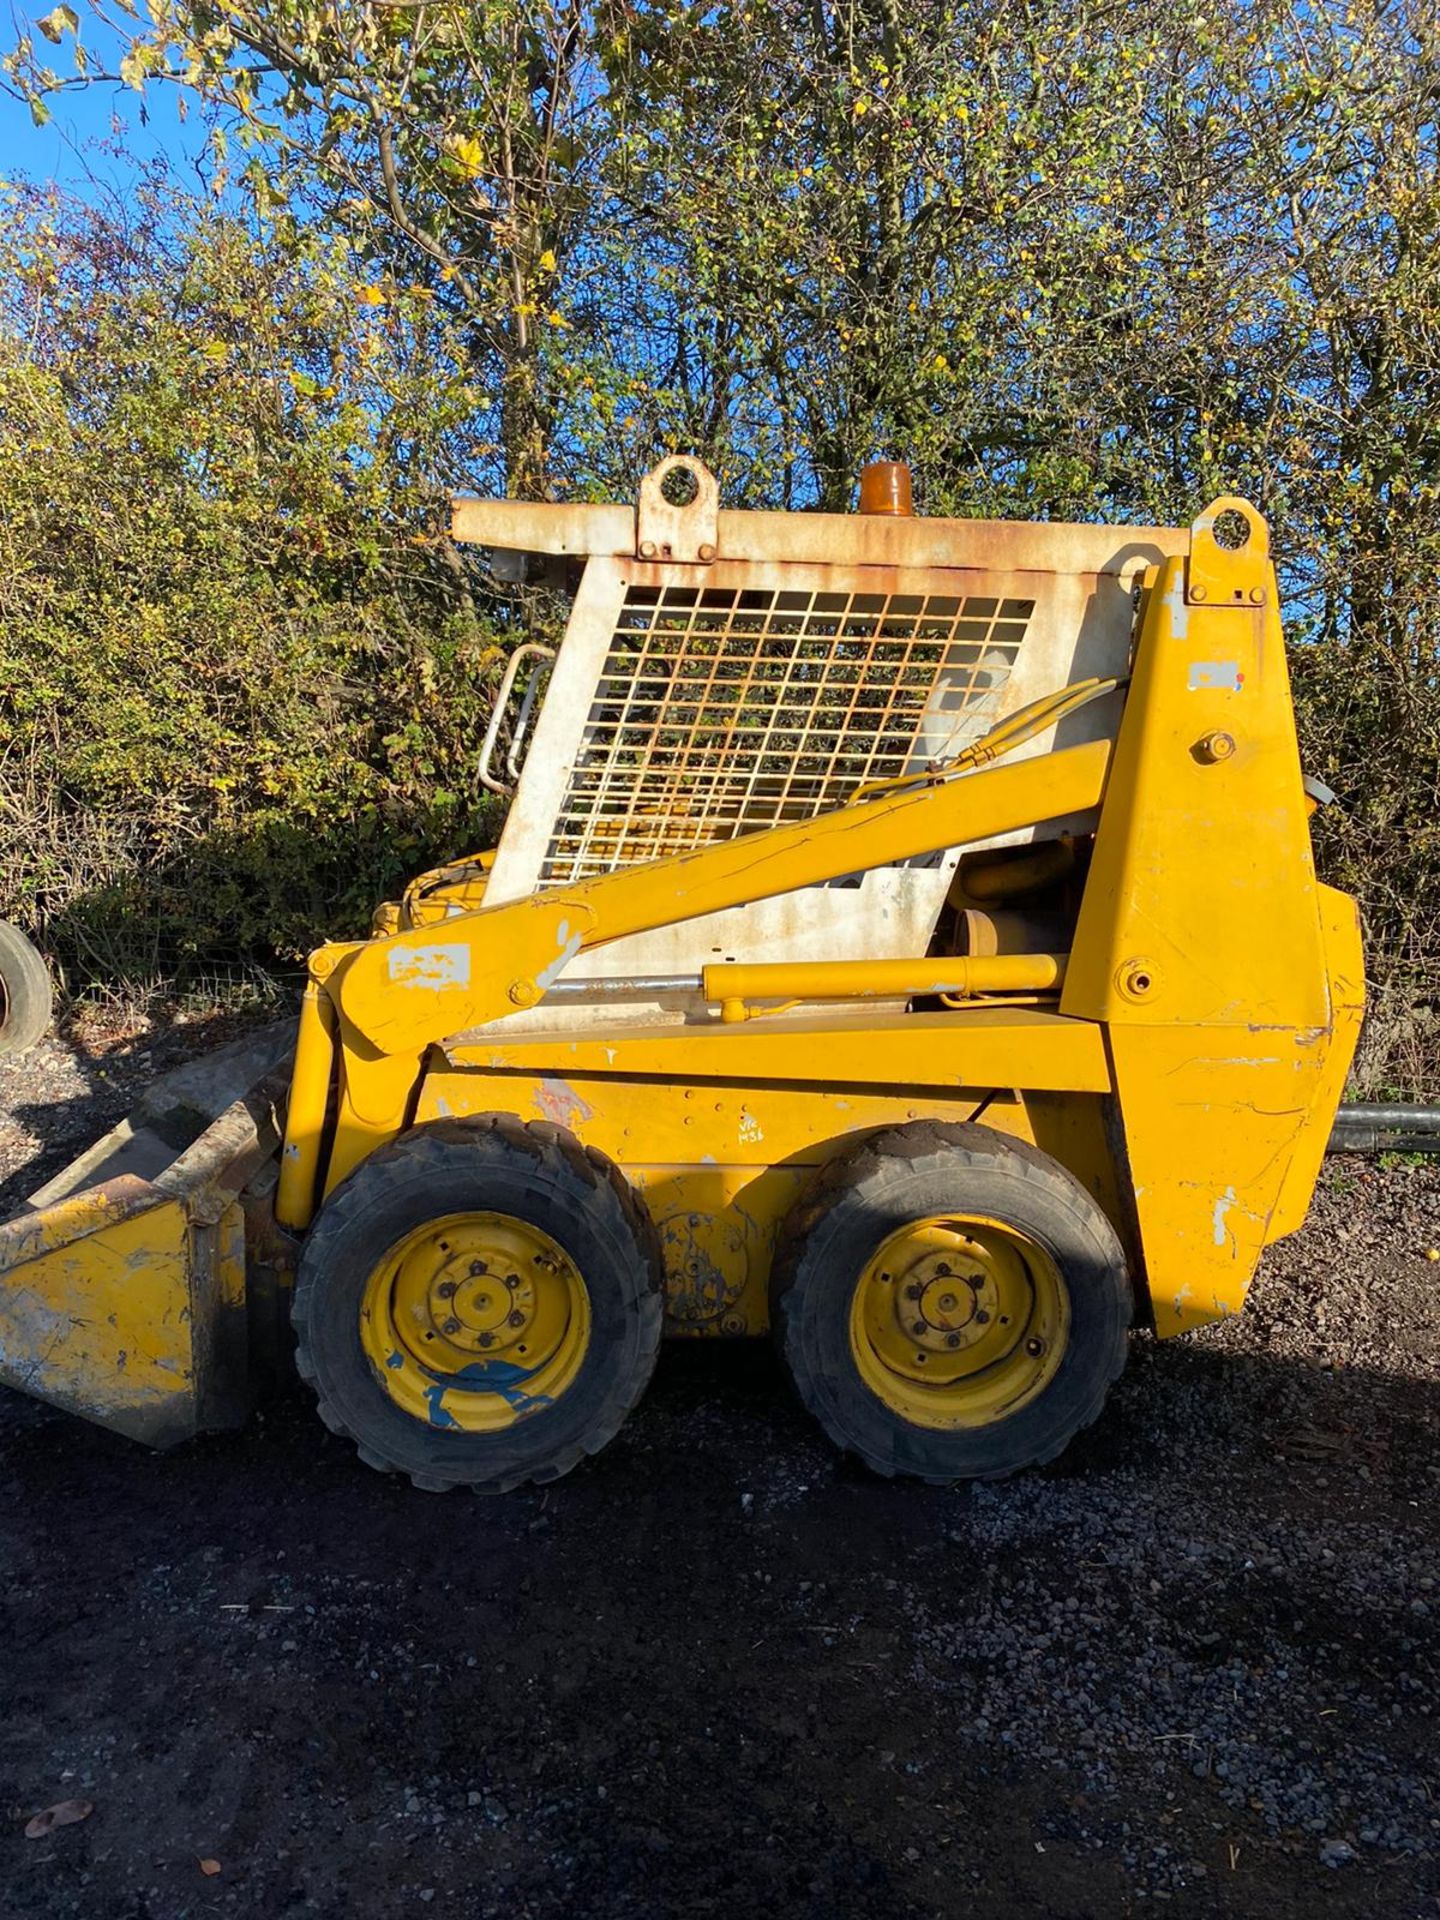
[0,460,1363,1488]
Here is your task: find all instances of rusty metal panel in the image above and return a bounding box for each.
[451,497,635,559]
[451,496,1187,577]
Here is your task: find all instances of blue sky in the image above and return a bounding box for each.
[0,13,206,195]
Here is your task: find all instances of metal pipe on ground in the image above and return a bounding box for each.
[1329,1104,1440,1155]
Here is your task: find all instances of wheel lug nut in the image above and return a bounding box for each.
[479,1332,495,1348]
[905,1284,924,1301]
[946,1333,962,1348]
[442,1317,461,1335]
[912,1320,927,1336]
[437,1281,457,1299]
[974,1309,990,1325]
[469,1261,487,1277]
[935,1263,952,1277]
[508,1310,524,1328]
[506,1272,522,1288]
[1025,1336,1045,1357]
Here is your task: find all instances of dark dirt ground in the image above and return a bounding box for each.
[0,1019,1437,1920]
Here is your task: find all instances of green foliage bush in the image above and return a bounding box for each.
[0,180,507,990]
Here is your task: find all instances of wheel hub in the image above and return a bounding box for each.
[359,1211,589,1433]
[876,1226,1010,1364]
[851,1212,1068,1424]
[906,1254,996,1352]
[424,1248,538,1354]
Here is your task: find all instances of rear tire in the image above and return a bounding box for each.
[293,1116,663,1492]
[772,1121,1130,1482]
[0,922,52,1059]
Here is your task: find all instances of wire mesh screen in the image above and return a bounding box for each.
[540,580,1035,883]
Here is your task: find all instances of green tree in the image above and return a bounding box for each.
[10,0,612,498]
[0,175,509,986]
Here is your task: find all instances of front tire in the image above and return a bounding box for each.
[772,1122,1131,1482]
[292,1116,663,1493]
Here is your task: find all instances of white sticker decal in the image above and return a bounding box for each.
[1188,661,1244,692]
[387,944,471,991]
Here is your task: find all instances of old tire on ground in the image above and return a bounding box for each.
[771,1121,1130,1482]
[0,921,53,1059]
[292,1116,663,1493]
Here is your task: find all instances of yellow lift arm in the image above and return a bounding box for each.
[283,713,1116,1217]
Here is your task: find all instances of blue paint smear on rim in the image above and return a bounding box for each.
[424,1384,462,1428]
[422,1357,554,1427]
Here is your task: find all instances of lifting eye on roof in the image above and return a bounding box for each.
[636,455,720,564]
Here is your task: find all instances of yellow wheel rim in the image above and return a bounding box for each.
[848,1213,1068,1430]
[359,1212,590,1433]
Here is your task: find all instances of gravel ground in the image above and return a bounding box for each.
[0,1023,1437,1919]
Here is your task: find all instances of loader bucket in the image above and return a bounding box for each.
[0,1023,294,1448]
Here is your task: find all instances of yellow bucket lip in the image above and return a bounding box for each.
[849,1212,1068,1430]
